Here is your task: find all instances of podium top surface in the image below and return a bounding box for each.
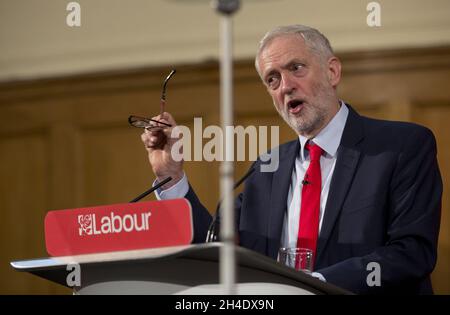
[12,244,195,270]
[11,243,350,295]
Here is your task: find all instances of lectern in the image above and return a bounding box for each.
[11,242,350,295]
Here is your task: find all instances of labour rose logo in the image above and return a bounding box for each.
[78,214,93,236]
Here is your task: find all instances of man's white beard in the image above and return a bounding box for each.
[278,103,327,136]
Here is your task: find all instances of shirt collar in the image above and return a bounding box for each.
[299,101,349,161]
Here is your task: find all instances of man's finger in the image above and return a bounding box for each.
[153,112,176,126]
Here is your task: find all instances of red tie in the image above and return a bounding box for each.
[297,142,323,269]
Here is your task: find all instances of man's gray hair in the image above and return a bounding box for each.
[255,25,334,75]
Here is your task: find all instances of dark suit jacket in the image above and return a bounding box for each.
[185,105,442,294]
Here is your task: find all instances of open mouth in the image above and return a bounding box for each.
[287,99,304,114]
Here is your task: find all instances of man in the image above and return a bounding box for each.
[141,25,442,294]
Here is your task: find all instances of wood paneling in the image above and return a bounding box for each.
[0,46,449,294]
[0,132,64,293]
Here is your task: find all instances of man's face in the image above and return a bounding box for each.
[257,34,341,137]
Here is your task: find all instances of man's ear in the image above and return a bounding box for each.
[327,56,341,88]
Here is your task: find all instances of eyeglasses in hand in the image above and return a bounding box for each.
[128,69,176,131]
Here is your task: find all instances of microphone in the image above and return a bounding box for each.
[129,177,172,202]
[205,166,256,242]
[302,174,309,185]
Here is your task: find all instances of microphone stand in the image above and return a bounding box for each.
[213,0,240,295]
[129,177,172,203]
[206,166,255,242]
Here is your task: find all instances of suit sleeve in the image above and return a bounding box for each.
[184,185,213,243]
[184,160,257,244]
[316,127,443,294]
[185,184,245,244]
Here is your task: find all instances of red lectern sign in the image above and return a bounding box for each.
[44,198,193,256]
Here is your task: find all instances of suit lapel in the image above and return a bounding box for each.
[267,140,299,257]
[316,106,364,264]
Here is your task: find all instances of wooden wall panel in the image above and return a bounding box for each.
[0,47,449,294]
[81,125,153,206]
[0,132,69,293]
